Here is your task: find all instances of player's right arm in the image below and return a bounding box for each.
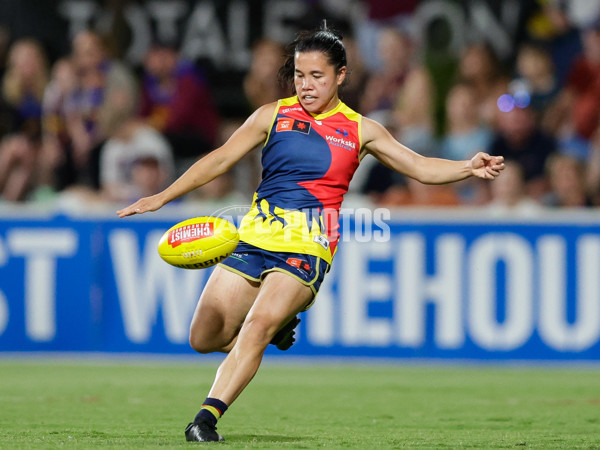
[117,102,277,217]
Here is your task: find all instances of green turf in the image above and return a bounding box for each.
[0,357,599,448]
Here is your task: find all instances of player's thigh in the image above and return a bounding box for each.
[242,271,313,340]
[190,266,260,339]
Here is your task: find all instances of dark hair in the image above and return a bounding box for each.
[278,21,347,90]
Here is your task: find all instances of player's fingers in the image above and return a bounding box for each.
[486,167,500,177]
[116,208,135,218]
[478,152,492,162]
[117,203,143,218]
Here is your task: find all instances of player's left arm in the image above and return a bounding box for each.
[117,102,277,217]
[360,117,504,184]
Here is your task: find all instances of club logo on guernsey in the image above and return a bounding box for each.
[168,222,214,247]
[276,118,311,134]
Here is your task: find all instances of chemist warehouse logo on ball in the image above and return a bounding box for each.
[168,223,214,247]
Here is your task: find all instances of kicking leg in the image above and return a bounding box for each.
[188,266,260,354]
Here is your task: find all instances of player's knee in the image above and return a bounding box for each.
[189,330,217,354]
[241,315,278,346]
[189,328,235,354]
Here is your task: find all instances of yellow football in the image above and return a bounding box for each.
[157,216,240,269]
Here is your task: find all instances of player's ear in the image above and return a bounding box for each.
[336,66,347,86]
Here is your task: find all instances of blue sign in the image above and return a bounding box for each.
[1,211,599,359]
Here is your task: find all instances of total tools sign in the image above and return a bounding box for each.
[0,211,599,360]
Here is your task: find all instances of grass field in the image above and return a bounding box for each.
[0,357,599,448]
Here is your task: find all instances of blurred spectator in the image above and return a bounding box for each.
[584,130,600,205]
[542,153,593,207]
[526,0,582,85]
[359,27,434,202]
[355,0,420,70]
[1,38,48,140]
[96,63,174,204]
[0,38,49,201]
[488,104,555,199]
[0,134,35,201]
[243,38,287,110]
[339,35,368,111]
[0,25,11,79]
[391,42,435,157]
[42,30,137,191]
[359,28,414,118]
[544,18,600,141]
[139,40,220,161]
[512,42,560,116]
[486,160,542,216]
[457,42,509,128]
[39,58,77,195]
[99,118,175,204]
[439,81,493,204]
[439,82,492,161]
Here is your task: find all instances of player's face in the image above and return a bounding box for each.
[294,51,346,114]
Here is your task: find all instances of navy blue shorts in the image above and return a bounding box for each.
[218,241,330,307]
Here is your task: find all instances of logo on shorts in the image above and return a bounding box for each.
[286,257,311,274]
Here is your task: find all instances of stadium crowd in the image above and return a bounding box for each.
[1,0,600,212]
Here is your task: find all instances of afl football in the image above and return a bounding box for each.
[157,216,239,269]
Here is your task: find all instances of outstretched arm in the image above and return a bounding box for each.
[361,117,504,184]
[117,103,276,217]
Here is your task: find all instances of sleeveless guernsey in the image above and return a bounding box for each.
[238,96,362,264]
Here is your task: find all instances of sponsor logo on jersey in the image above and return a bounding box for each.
[280,107,303,114]
[276,117,311,134]
[326,134,356,150]
[336,128,349,137]
[168,222,214,247]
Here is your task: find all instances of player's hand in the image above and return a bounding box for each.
[117,194,165,218]
[469,152,505,179]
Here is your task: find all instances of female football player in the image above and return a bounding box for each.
[118,23,504,442]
